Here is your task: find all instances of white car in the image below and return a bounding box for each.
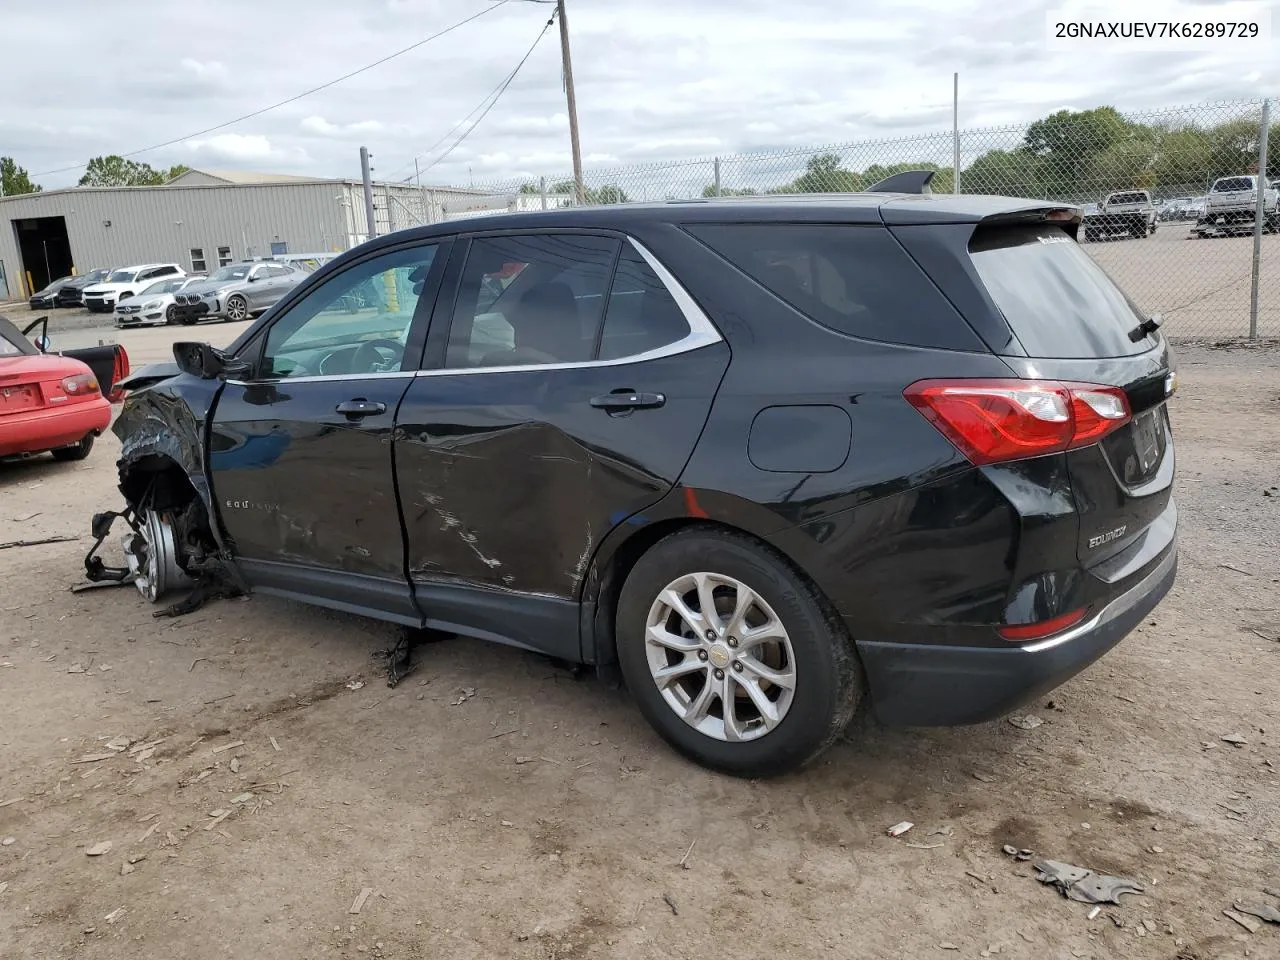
[82,263,185,313]
[114,275,207,328]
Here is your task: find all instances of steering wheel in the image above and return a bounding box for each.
[352,338,405,374]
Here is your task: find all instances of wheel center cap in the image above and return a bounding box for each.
[708,644,731,669]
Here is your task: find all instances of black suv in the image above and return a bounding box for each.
[94,188,1177,777]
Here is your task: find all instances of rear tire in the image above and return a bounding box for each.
[51,434,94,462]
[615,528,861,778]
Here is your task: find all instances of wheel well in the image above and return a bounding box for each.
[119,455,199,512]
[590,518,841,671]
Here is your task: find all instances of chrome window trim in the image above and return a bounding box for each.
[226,236,721,387]
[417,235,722,378]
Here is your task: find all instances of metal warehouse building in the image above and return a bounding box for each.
[0,169,508,300]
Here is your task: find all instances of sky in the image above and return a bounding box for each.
[3,0,1278,193]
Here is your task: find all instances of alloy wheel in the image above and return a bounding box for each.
[226,296,248,322]
[644,572,797,742]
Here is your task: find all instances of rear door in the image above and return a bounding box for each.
[393,231,729,659]
[959,220,1175,566]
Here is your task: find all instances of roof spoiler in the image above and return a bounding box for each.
[867,170,936,194]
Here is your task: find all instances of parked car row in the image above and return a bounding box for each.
[25,256,328,325]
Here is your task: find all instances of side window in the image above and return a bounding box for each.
[446,234,619,369]
[156,266,178,278]
[685,222,970,349]
[268,264,293,278]
[598,246,692,360]
[261,244,439,381]
[135,269,156,282]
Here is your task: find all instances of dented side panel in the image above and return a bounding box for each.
[394,345,730,638]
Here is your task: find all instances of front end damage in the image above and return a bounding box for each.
[82,369,247,616]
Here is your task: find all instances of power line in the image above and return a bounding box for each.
[411,13,557,178]
[33,1,514,179]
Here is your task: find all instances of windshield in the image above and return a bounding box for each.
[209,265,250,282]
[969,223,1152,358]
[85,269,111,282]
[107,269,138,283]
[142,278,184,296]
[1213,177,1254,192]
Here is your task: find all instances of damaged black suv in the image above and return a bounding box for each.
[93,177,1178,777]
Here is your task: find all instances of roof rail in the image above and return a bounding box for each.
[866,170,936,194]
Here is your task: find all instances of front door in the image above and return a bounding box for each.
[394,232,730,657]
[209,239,449,624]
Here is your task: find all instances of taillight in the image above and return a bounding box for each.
[108,346,130,403]
[998,607,1088,642]
[904,379,1131,466]
[61,373,101,398]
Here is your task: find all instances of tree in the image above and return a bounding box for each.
[78,155,186,187]
[701,184,757,197]
[787,153,862,193]
[589,184,629,205]
[962,147,1044,198]
[1,157,41,196]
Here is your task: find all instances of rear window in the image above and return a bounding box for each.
[1109,192,1147,204]
[1213,177,1254,192]
[969,224,1152,358]
[684,222,978,349]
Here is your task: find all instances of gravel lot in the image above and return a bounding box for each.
[1,326,1278,959]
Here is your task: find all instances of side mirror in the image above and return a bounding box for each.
[35,335,52,353]
[246,274,259,283]
[173,341,251,380]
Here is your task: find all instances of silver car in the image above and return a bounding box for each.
[171,262,305,325]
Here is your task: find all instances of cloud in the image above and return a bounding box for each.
[300,116,386,137]
[186,133,292,162]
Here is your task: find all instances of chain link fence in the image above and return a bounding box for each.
[453,98,1279,340]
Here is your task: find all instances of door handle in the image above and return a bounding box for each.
[336,398,387,418]
[590,390,666,411]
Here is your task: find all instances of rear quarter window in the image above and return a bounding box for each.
[968,224,1153,358]
[683,222,981,350]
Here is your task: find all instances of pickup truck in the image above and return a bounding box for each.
[1082,190,1157,241]
[1194,175,1280,238]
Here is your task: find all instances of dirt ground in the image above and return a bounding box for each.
[1,338,1278,960]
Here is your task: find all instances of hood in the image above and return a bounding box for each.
[84,281,137,295]
[115,360,181,392]
[180,278,243,296]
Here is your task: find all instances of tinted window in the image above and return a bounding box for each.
[1109,192,1147,204]
[685,223,972,348]
[262,244,438,379]
[446,234,619,368]
[968,224,1150,358]
[598,246,691,360]
[1213,177,1254,192]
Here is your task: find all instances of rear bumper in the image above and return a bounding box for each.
[857,541,1177,726]
[0,398,112,457]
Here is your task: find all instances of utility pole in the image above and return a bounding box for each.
[557,0,586,205]
[360,146,377,241]
[952,73,961,195]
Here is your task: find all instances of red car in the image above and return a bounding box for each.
[0,315,128,462]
